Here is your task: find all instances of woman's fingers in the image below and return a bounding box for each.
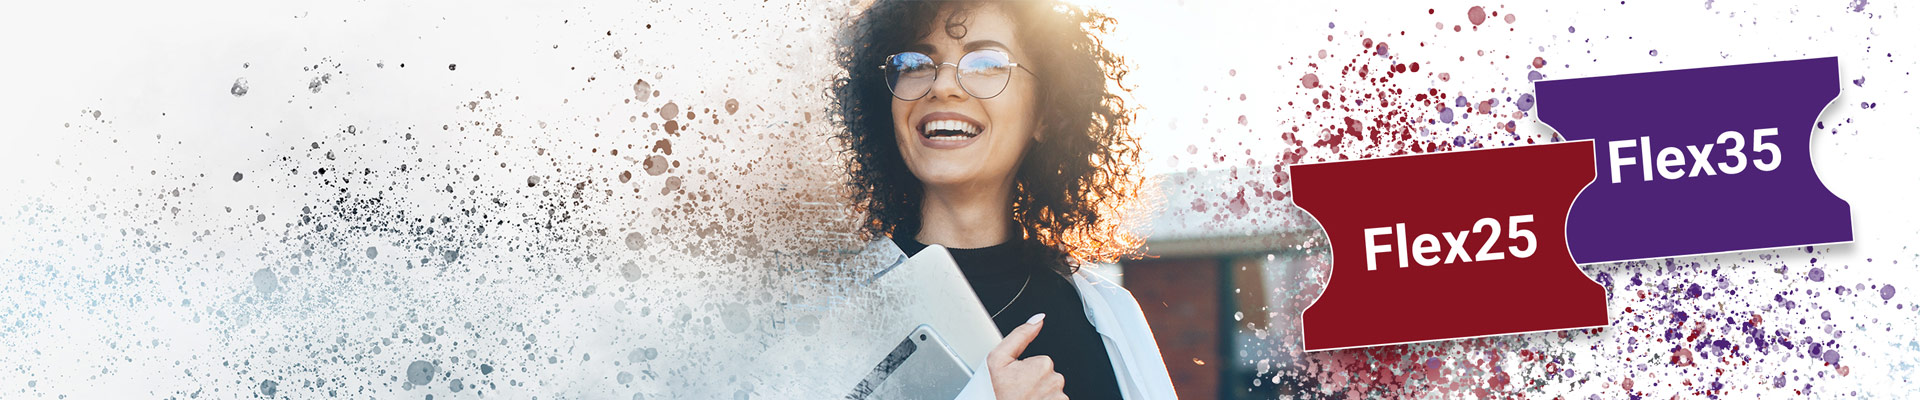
[985,313,1068,400]
[1023,355,1053,372]
[987,313,1045,366]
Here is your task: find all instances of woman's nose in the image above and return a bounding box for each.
[925,65,969,101]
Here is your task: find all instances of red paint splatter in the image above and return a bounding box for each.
[1227,8,1592,398]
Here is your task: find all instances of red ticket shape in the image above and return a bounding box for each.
[1290,141,1608,351]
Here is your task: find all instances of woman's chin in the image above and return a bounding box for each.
[907,164,989,187]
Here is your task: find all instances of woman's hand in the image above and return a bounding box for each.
[987,313,1068,400]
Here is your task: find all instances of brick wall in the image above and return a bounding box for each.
[1121,257,1220,400]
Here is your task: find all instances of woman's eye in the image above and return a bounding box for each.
[899,63,936,77]
[962,64,1009,76]
[961,52,1012,74]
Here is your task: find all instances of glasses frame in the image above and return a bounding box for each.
[878,49,1035,101]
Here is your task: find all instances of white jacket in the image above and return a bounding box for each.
[932,258,1180,399]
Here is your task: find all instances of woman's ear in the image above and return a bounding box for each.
[1032,120,1047,143]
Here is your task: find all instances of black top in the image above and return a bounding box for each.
[892,235,1124,399]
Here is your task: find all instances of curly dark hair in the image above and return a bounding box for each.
[830,0,1146,273]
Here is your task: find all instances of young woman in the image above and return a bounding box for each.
[832,1,1175,398]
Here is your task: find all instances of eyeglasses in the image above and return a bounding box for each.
[879,49,1033,101]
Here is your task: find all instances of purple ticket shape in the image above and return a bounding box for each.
[1537,57,1852,264]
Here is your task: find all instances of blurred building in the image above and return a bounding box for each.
[1113,169,1324,399]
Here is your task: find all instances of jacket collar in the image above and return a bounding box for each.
[1070,269,1151,400]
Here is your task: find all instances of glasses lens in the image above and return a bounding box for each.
[885,52,937,100]
[958,50,1014,98]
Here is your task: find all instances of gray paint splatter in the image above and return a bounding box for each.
[307,73,331,93]
[622,261,644,282]
[405,360,437,385]
[252,268,278,295]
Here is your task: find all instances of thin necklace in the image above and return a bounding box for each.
[989,273,1033,319]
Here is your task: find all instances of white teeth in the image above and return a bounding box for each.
[921,119,981,136]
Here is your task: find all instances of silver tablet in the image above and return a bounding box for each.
[759,241,1001,397]
[840,244,1003,398]
[846,324,973,399]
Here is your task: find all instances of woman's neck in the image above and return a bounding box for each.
[916,181,1015,249]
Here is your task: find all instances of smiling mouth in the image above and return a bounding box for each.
[918,118,982,141]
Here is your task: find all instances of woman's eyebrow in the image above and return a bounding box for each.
[963,39,1009,52]
[903,40,1005,58]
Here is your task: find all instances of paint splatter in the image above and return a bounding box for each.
[252,268,279,295]
[406,360,437,385]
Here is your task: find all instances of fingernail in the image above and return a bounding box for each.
[1026,313,1046,325]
